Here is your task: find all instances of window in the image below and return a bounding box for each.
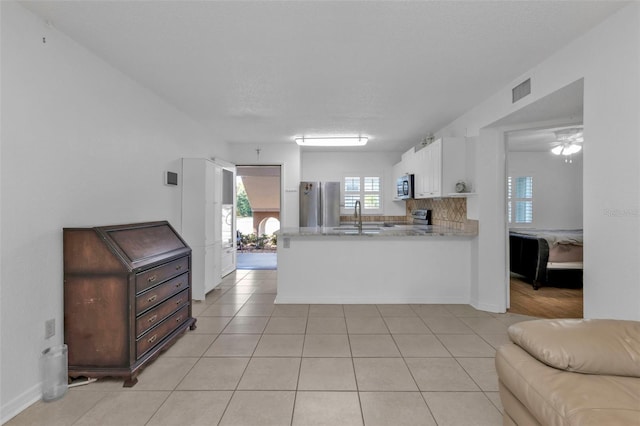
[343,174,383,214]
[508,176,533,224]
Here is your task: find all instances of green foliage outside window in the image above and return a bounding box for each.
[237,180,252,217]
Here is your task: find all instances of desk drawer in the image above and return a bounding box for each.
[136,289,189,338]
[136,305,189,359]
[136,272,189,314]
[136,257,189,294]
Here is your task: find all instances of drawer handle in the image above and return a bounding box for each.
[147,295,157,303]
[176,282,183,288]
[176,265,183,271]
[148,275,157,283]
[147,334,157,344]
[176,316,183,323]
[147,315,157,324]
[176,298,183,305]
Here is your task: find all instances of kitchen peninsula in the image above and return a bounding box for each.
[276,224,477,304]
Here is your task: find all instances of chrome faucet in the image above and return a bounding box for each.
[354,200,362,231]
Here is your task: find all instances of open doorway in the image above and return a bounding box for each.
[505,126,584,318]
[471,78,587,316]
[236,165,281,270]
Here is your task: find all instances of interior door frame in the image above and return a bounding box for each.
[500,117,583,310]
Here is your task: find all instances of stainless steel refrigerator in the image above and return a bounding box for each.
[299,181,340,227]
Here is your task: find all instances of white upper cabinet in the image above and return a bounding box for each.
[414,137,466,198]
[401,146,418,175]
[182,158,217,247]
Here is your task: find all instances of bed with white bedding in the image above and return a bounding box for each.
[509,229,583,289]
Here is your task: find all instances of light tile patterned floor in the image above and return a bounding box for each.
[7,270,537,426]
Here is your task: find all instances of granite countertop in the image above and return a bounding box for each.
[278,224,477,238]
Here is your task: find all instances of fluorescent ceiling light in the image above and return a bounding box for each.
[295,136,368,147]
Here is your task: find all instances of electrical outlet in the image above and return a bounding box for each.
[45,319,55,339]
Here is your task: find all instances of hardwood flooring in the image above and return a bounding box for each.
[508,274,583,319]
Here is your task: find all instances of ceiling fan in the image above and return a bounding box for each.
[550,128,583,162]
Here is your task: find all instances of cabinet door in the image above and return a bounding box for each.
[414,148,429,199]
[182,159,207,247]
[221,246,236,277]
[212,244,222,285]
[212,165,223,243]
[182,159,218,247]
[429,140,442,197]
[190,247,206,301]
[404,148,418,175]
[204,162,216,246]
[204,245,220,294]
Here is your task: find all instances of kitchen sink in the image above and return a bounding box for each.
[333,226,383,234]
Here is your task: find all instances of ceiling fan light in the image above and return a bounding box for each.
[565,144,582,155]
[295,136,368,147]
[551,145,563,155]
[555,128,583,142]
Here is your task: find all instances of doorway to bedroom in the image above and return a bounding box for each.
[505,124,584,318]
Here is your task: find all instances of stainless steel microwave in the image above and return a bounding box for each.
[396,174,414,199]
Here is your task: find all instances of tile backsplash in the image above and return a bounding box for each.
[339,197,478,233]
[407,197,473,230]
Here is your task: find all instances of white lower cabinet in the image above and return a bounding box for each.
[211,244,222,289]
[189,246,219,300]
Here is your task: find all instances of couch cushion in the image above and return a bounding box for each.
[496,343,640,426]
[508,319,640,377]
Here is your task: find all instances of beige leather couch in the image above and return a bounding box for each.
[495,319,640,426]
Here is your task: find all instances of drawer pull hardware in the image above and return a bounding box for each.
[148,275,157,283]
[148,335,157,344]
[176,316,183,323]
[147,295,157,303]
[176,299,182,305]
[176,282,183,288]
[176,265,183,270]
[148,315,157,323]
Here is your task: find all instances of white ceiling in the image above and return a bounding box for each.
[22,1,625,152]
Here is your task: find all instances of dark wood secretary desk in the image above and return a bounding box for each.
[63,221,197,386]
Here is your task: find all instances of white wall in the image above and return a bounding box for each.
[438,3,640,320]
[0,2,227,421]
[507,151,583,229]
[229,143,301,228]
[301,151,405,217]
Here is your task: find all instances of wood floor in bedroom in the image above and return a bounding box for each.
[508,275,583,319]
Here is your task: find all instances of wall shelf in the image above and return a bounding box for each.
[446,192,477,198]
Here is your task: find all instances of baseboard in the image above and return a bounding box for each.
[1,383,41,424]
[471,299,506,313]
[274,296,470,304]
